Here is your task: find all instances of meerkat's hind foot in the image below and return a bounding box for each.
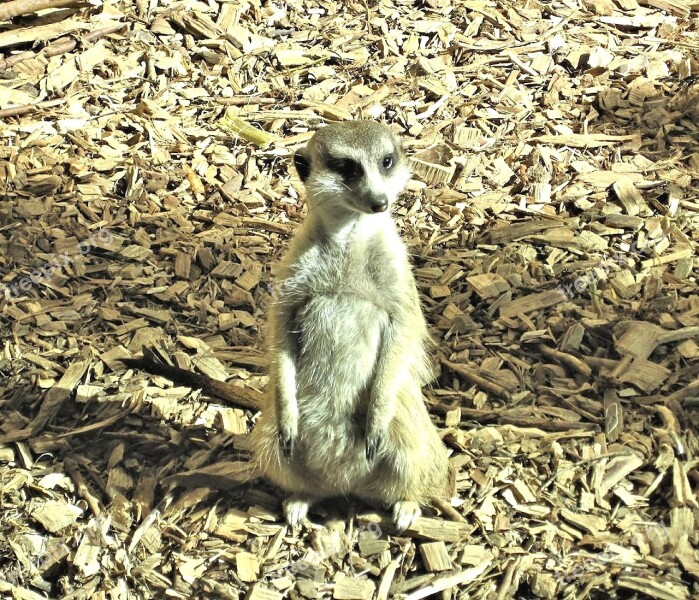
[392,501,421,532]
[284,496,311,528]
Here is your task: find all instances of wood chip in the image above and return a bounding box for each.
[419,542,452,572]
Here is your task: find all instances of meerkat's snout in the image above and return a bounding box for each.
[293,121,411,216]
[368,194,388,213]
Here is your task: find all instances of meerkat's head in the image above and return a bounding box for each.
[293,121,411,216]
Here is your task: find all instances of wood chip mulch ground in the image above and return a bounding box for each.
[2,0,699,598]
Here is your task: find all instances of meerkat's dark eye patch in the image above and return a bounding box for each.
[327,157,363,180]
[294,150,311,182]
[382,154,395,171]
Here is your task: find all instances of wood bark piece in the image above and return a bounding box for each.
[613,177,647,216]
[617,576,689,600]
[467,273,510,299]
[402,562,491,600]
[499,290,567,319]
[161,461,259,489]
[120,356,263,410]
[419,541,452,571]
[247,585,283,600]
[539,345,592,377]
[333,576,375,600]
[0,23,127,72]
[614,321,661,359]
[529,133,641,147]
[376,560,400,600]
[603,389,623,443]
[488,220,564,244]
[0,0,84,20]
[0,17,88,48]
[0,98,68,118]
[638,0,691,17]
[358,513,473,543]
[64,458,103,517]
[11,359,90,441]
[440,358,512,400]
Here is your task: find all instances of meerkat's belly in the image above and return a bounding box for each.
[263,293,386,490]
[295,293,387,405]
[285,293,386,482]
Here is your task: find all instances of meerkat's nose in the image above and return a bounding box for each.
[370,195,389,213]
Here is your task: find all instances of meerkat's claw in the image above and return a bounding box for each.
[278,431,295,458]
[392,501,421,532]
[284,496,310,528]
[366,432,383,461]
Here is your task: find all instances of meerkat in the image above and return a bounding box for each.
[251,120,451,531]
[121,121,451,531]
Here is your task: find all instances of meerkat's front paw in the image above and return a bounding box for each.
[278,428,296,458]
[278,411,297,458]
[365,414,389,461]
[392,501,421,532]
[365,430,384,461]
[283,496,310,528]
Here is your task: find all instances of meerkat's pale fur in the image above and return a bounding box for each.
[251,120,450,531]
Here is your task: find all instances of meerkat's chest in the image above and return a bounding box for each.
[293,290,387,403]
[283,239,394,398]
[285,238,397,308]
[292,248,389,350]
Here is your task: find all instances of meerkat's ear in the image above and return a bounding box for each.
[294,148,311,182]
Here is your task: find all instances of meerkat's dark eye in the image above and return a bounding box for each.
[382,155,395,170]
[328,157,362,180]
